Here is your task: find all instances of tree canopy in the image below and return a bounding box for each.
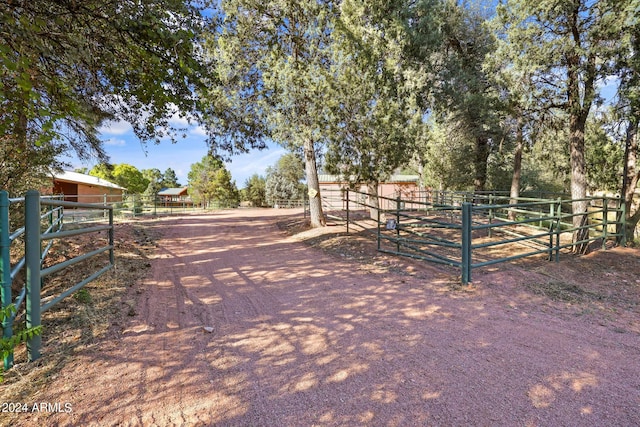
[89,163,149,193]
[2,0,639,242]
[243,174,267,207]
[1,0,212,189]
[493,0,635,246]
[187,155,239,208]
[265,153,305,206]
[203,0,336,226]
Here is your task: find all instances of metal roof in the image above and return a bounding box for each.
[318,174,420,183]
[157,187,189,196]
[53,171,126,190]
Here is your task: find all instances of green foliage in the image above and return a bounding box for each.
[0,141,65,197]
[0,304,43,381]
[324,0,420,187]
[243,174,267,207]
[406,0,503,191]
[161,168,181,188]
[112,164,150,194]
[89,164,115,182]
[90,163,149,193]
[142,168,164,196]
[585,114,624,192]
[265,153,305,205]
[493,1,630,226]
[203,0,335,226]
[73,289,92,304]
[187,155,239,208]
[419,118,475,191]
[212,168,240,207]
[0,0,212,194]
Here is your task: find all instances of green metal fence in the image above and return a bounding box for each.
[328,189,625,284]
[0,190,114,368]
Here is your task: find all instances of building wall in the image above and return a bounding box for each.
[76,184,123,203]
[52,181,78,201]
[319,181,419,211]
[48,181,124,203]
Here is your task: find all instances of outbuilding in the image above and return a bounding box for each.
[49,170,125,203]
[157,187,193,207]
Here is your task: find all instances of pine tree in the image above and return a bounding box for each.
[203,0,337,227]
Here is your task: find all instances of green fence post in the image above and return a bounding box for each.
[461,202,472,284]
[488,194,493,238]
[1,191,14,369]
[25,190,42,361]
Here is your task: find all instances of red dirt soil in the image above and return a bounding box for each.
[8,209,640,426]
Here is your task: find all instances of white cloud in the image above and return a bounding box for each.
[168,113,191,127]
[190,125,208,137]
[99,120,132,135]
[104,137,127,146]
[166,102,196,127]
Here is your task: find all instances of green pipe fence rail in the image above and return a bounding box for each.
[0,190,114,369]
[322,188,625,285]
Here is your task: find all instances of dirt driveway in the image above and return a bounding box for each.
[10,209,640,426]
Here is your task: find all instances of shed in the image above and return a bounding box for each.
[49,171,125,203]
[317,174,421,210]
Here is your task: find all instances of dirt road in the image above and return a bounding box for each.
[14,209,640,426]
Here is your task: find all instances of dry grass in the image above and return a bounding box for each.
[0,220,156,415]
[524,281,605,303]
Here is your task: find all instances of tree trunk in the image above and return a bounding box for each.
[508,118,524,221]
[566,43,594,253]
[622,118,639,244]
[303,138,325,228]
[367,181,379,220]
[569,113,589,253]
[473,136,489,192]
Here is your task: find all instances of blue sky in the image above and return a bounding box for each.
[62,119,287,188]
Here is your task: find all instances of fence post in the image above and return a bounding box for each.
[602,197,608,250]
[25,190,42,361]
[555,198,562,262]
[109,207,115,266]
[548,201,554,261]
[488,194,493,238]
[620,199,627,246]
[345,189,350,234]
[396,196,401,253]
[461,202,472,284]
[304,192,307,219]
[0,191,14,368]
[377,206,381,251]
